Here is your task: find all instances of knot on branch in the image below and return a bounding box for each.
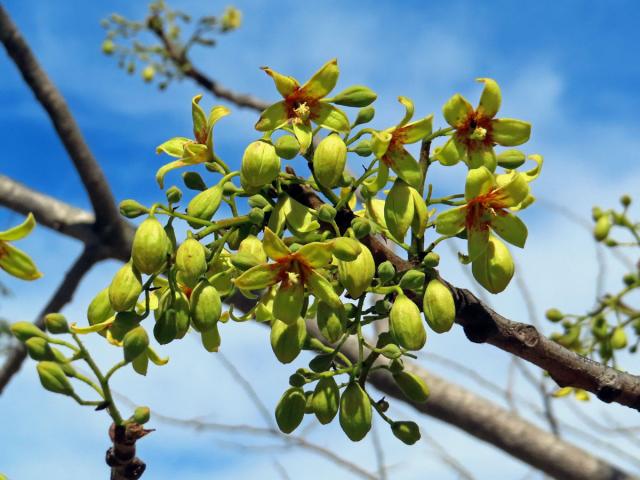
[459,299,498,344]
[596,372,622,404]
[107,423,152,479]
[513,324,540,348]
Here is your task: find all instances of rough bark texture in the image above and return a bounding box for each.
[107,423,151,480]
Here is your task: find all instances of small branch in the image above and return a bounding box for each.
[106,423,152,480]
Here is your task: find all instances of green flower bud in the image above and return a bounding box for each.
[391,421,421,445]
[153,309,178,345]
[393,371,430,403]
[132,217,170,275]
[623,273,638,286]
[594,215,611,242]
[201,323,221,352]
[273,283,305,325]
[133,406,151,424]
[590,315,609,340]
[377,261,396,284]
[423,279,456,334]
[390,294,426,351]
[274,135,300,160]
[374,299,391,315]
[182,171,207,191]
[270,317,306,364]
[123,326,149,362]
[620,195,632,207]
[380,343,402,360]
[471,236,514,294]
[108,262,143,312]
[190,280,222,332]
[186,186,223,228]
[176,238,207,288]
[309,354,333,373]
[422,252,440,268]
[110,311,142,342]
[496,149,526,169]
[337,242,375,298]
[25,337,54,361]
[142,65,155,82]
[36,361,74,396]
[317,301,346,343]
[399,270,425,291]
[248,194,270,209]
[248,207,265,225]
[351,217,372,239]
[331,237,361,261]
[312,377,340,424]
[10,321,46,342]
[241,140,281,189]
[87,288,114,332]
[605,239,618,247]
[222,181,242,195]
[611,327,628,350]
[275,387,306,434]
[353,106,375,127]
[313,134,347,189]
[101,39,115,55]
[155,289,191,340]
[119,199,148,219]
[352,139,372,157]
[385,180,414,241]
[318,204,337,223]
[44,313,69,334]
[238,235,267,264]
[289,372,306,387]
[591,206,603,221]
[331,85,377,107]
[545,308,564,323]
[339,382,372,442]
[165,186,182,204]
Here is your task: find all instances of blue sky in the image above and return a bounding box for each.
[2,0,640,479]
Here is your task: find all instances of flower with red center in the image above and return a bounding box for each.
[254,59,351,153]
[368,96,434,190]
[0,213,41,281]
[233,228,341,323]
[435,79,531,171]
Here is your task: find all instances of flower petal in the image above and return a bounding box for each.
[371,130,392,159]
[206,105,231,155]
[296,242,333,268]
[494,171,530,207]
[273,281,305,324]
[491,119,531,146]
[522,154,544,182]
[468,228,490,262]
[292,121,313,153]
[385,147,422,190]
[263,227,290,260]
[299,58,339,100]
[402,114,434,144]
[434,137,463,166]
[490,212,528,248]
[471,235,514,294]
[443,94,473,127]
[155,159,190,189]
[0,242,42,280]
[476,78,501,119]
[255,101,290,132]
[410,189,429,238]
[397,96,415,126]
[192,94,208,142]
[464,166,494,201]
[261,66,300,97]
[306,269,341,309]
[233,263,281,291]
[156,137,191,157]
[0,213,36,241]
[467,146,496,171]
[313,103,350,133]
[435,206,466,236]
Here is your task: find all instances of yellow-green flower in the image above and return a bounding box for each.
[436,79,531,171]
[155,95,230,188]
[255,59,350,153]
[369,97,433,190]
[0,213,42,281]
[233,228,341,323]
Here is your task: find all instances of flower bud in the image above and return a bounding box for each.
[248,207,265,225]
[422,252,440,268]
[391,421,421,445]
[186,186,223,227]
[331,85,377,107]
[390,294,426,351]
[119,199,148,219]
[611,326,628,350]
[399,270,425,291]
[351,218,372,239]
[132,217,170,275]
[190,280,222,332]
[248,194,270,209]
[101,39,115,55]
[289,372,306,387]
[339,382,372,442]
[471,236,514,294]
[496,149,526,169]
[123,326,149,362]
[87,288,114,332]
[142,65,155,82]
[11,321,46,342]
[621,194,632,207]
[337,242,375,298]
[155,289,191,340]
[240,140,281,189]
[423,279,456,334]
[594,215,611,242]
[317,301,346,343]
[153,308,178,345]
[274,135,300,160]
[270,317,306,364]
[590,315,608,340]
[201,323,221,352]
[165,186,182,204]
[377,261,396,284]
[109,262,143,312]
[238,235,267,263]
[318,204,337,223]
[44,313,69,334]
[133,406,151,424]
[545,308,564,322]
[353,106,375,127]
[182,171,207,191]
[380,343,402,359]
[275,387,306,434]
[331,237,361,261]
[352,139,372,157]
[176,238,207,288]
[385,180,415,241]
[25,337,54,361]
[392,371,430,403]
[36,361,74,396]
[313,134,347,189]
[309,354,333,373]
[312,377,340,425]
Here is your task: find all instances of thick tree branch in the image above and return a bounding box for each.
[0,246,101,393]
[0,3,125,242]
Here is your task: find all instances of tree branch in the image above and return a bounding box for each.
[0,3,125,242]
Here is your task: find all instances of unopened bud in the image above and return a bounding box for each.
[119,199,148,219]
[44,313,69,334]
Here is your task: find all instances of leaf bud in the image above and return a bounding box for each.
[176,238,208,288]
[392,371,430,403]
[165,186,183,203]
[274,135,300,160]
[275,387,306,434]
[240,140,281,189]
[108,262,143,312]
[312,377,340,424]
[313,134,348,189]
[36,361,74,396]
[119,199,148,219]
[423,279,456,334]
[391,421,421,445]
[133,406,151,424]
[390,294,426,351]
[11,321,46,342]
[339,382,372,441]
[123,326,149,362]
[44,313,69,334]
[132,216,170,275]
[182,171,207,191]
